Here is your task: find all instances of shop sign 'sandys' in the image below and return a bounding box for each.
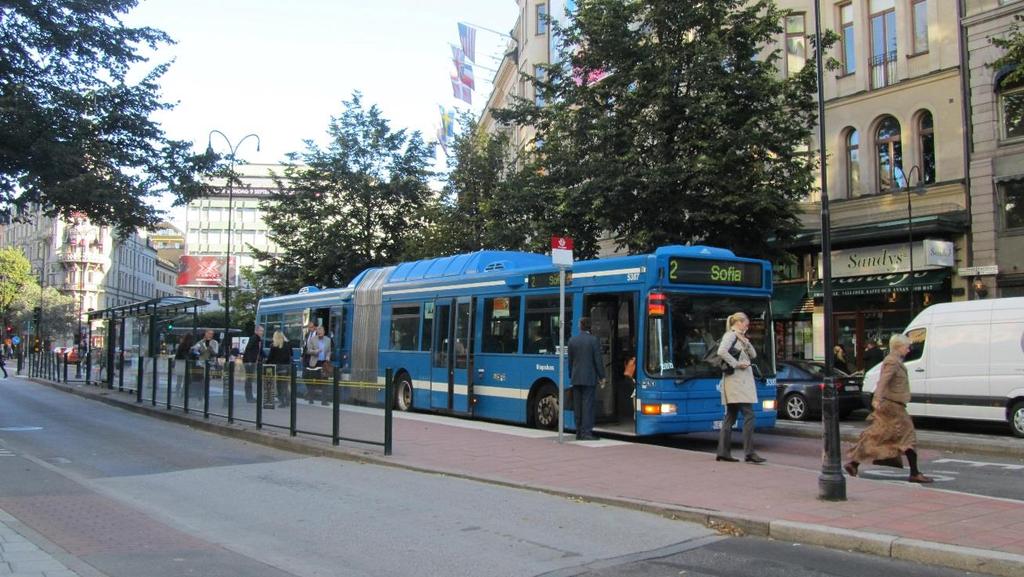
[818,240,954,278]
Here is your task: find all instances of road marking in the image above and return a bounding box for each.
[0,426,43,431]
[932,458,1024,471]
[0,448,14,457]
[860,469,955,482]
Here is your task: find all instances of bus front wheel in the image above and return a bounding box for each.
[395,374,413,411]
[531,383,559,429]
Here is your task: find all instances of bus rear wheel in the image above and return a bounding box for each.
[395,374,413,411]
[531,384,559,429]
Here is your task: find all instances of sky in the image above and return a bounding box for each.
[123,0,518,225]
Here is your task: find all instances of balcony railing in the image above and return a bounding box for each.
[870,51,897,89]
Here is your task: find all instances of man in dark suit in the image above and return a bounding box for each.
[863,340,885,372]
[569,317,605,441]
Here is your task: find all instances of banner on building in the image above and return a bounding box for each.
[177,255,235,287]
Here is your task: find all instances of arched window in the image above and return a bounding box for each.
[876,116,903,192]
[918,111,935,184]
[845,128,861,197]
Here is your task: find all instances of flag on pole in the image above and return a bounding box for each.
[458,22,476,63]
[451,44,465,64]
[458,61,475,90]
[451,77,472,105]
[436,126,449,155]
[439,105,455,139]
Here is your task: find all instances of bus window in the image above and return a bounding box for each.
[482,296,520,354]
[433,304,450,368]
[390,304,419,350]
[283,312,304,345]
[261,313,282,339]
[421,302,434,352]
[525,295,573,355]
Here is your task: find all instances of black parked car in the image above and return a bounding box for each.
[775,360,864,421]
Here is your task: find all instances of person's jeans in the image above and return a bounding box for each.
[717,403,756,457]
[243,362,257,401]
[572,384,596,436]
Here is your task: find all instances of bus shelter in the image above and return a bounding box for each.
[86,296,208,391]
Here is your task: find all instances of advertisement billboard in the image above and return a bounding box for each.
[177,255,235,287]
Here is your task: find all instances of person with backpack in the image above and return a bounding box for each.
[715,312,766,464]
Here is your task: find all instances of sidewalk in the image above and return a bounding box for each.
[0,508,85,577]
[26,377,1024,577]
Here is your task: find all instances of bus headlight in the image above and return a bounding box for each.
[641,403,677,416]
[762,399,776,411]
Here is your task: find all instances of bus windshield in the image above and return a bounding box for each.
[645,294,773,379]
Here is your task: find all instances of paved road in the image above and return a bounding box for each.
[0,378,984,577]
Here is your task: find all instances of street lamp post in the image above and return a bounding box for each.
[76,239,86,377]
[901,165,925,320]
[205,130,260,360]
[813,0,846,501]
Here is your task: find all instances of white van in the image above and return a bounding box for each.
[862,297,1024,437]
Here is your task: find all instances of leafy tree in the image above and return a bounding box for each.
[0,0,216,231]
[989,15,1024,85]
[254,92,434,293]
[230,267,271,334]
[9,284,76,345]
[497,0,830,260]
[405,114,540,259]
[0,248,34,317]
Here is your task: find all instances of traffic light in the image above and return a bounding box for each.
[5,325,11,335]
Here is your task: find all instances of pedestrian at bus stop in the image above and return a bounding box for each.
[715,312,766,464]
[242,325,265,404]
[305,325,332,405]
[844,333,933,483]
[266,330,292,407]
[568,316,604,441]
[173,333,194,399]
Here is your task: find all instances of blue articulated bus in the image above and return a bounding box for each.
[255,245,777,436]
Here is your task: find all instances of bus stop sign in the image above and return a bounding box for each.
[552,236,573,267]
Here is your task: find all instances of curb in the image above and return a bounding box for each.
[766,421,1024,459]
[28,378,1024,577]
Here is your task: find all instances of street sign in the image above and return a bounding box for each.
[12,336,20,345]
[551,236,573,267]
[958,265,999,277]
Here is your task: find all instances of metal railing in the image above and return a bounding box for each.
[870,50,897,89]
[24,353,393,455]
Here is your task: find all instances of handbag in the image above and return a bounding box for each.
[702,335,743,375]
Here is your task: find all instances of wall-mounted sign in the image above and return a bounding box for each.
[819,240,953,278]
[923,239,955,267]
[667,258,763,288]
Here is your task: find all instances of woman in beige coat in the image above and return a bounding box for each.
[844,333,933,483]
[715,312,765,464]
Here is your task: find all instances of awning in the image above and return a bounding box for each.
[810,269,949,297]
[772,283,810,318]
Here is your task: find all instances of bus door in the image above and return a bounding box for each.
[430,297,475,413]
[585,293,638,427]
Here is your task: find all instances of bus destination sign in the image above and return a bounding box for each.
[528,272,573,289]
[667,258,763,288]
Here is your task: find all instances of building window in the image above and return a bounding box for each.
[1001,181,1024,231]
[845,128,861,196]
[536,3,547,35]
[785,13,806,77]
[918,111,935,184]
[911,0,928,54]
[876,116,903,192]
[534,64,546,105]
[840,3,855,75]
[999,81,1024,141]
[869,0,897,89]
